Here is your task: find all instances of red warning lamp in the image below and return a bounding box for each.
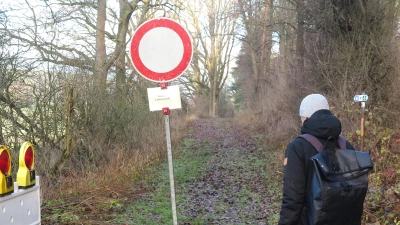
[24,146,34,170]
[0,145,14,196]
[17,142,35,188]
[0,150,10,174]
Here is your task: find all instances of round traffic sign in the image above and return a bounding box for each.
[129,18,193,82]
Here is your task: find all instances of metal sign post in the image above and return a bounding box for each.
[354,93,368,151]
[162,105,178,225]
[160,82,178,225]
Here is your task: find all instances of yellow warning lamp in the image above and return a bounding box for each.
[16,142,35,188]
[0,145,14,196]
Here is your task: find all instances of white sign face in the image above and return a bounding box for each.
[147,85,182,111]
[139,27,184,73]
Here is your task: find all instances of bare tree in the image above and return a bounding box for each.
[183,0,239,117]
[236,0,282,110]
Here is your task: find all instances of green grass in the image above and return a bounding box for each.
[112,138,212,224]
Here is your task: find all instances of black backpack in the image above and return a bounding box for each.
[300,134,373,225]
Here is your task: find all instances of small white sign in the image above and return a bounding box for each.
[354,95,368,102]
[147,85,182,111]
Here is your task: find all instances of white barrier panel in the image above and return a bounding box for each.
[0,176,41,225]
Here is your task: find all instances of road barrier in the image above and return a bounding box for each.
[0,142,41,225]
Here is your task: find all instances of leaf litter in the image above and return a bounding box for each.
[177,119,277,224]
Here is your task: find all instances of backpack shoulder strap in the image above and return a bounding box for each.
[299,134,348,152]
[299,134,323,152]
[337,136,347,149]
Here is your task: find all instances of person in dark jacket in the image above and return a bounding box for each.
[278,94,355,225]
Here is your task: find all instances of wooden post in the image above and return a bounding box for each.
[51,87,75,176]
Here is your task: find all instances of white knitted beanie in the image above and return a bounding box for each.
[299,94,330,118]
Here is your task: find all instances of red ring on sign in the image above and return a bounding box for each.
[130,18,193,82]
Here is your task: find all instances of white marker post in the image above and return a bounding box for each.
[354,93,368,151]
[128,17,193,225]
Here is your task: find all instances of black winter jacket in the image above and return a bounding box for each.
[278,109,354,225]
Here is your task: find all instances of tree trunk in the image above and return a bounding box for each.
[256,0,273,99]
[52,88,76,176]
[296,0,305,78]
[209,0,217,117]
[278,0,287,90]
[115,0,150,99]
[213,90,219,117]
[95,0,107,92]
[186,0,237,117]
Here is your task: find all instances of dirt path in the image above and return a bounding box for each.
[125,118,282,225]
[176,119,278,224]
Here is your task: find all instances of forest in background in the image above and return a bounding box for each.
[1,0,400,224]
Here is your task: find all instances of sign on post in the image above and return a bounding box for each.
[354,93,368,151]
[129,17,193,225]
[129,17,193,83]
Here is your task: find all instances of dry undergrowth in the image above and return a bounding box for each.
[41,113,192,224]
[40,146,165,224]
